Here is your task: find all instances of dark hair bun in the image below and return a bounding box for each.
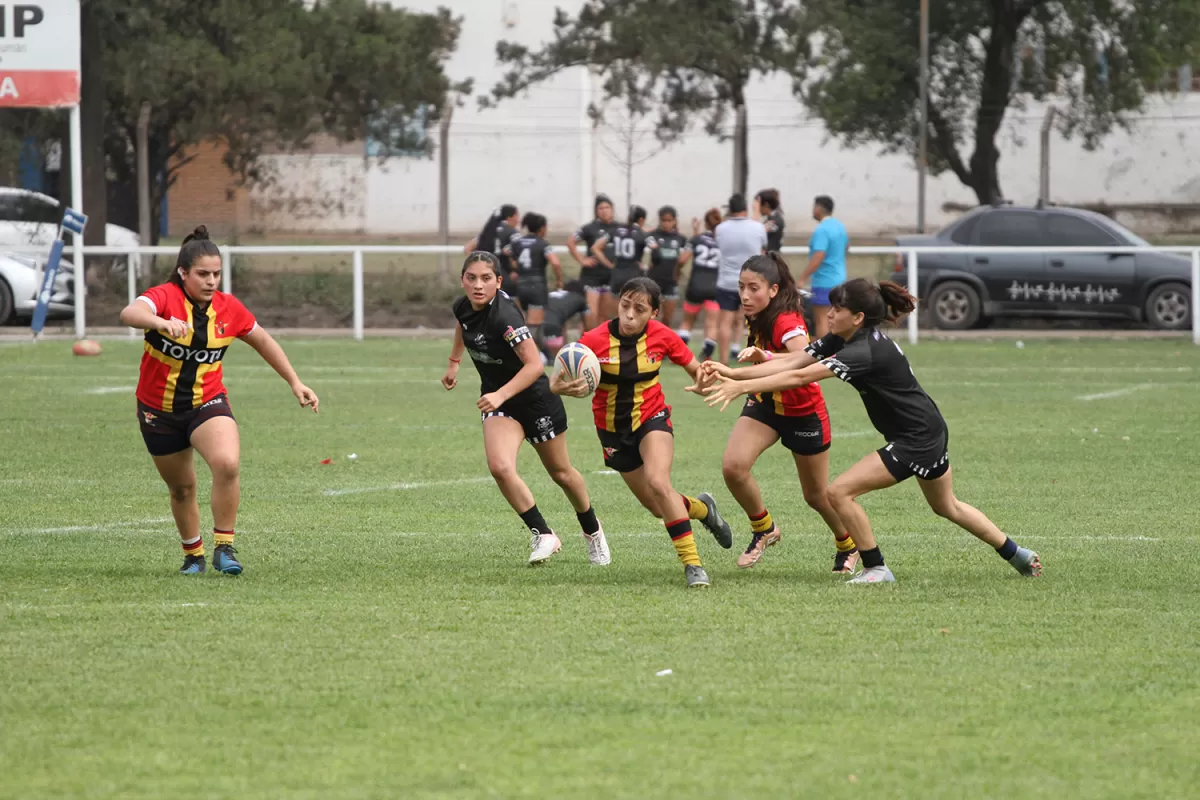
[182,225,210,245]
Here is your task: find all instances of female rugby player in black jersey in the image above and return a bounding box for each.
[693,278,1042,584]
[444,252,610,567]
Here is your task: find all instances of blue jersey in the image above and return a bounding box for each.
[809,217,848,289]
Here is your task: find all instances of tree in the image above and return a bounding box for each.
[791,0,1200,206]
[483,0,798,198]
[1,0,467,246]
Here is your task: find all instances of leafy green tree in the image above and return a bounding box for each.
[792,0,1200,205]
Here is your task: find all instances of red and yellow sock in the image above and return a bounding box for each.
[835,531,857,552]
[680,494,709,522]
[182,536,204,557]
[214,528,235,547]
[749,509,774,535]
[666,518,702,567]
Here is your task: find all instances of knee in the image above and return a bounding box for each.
[548,466,577,488]
[722,456,750,486]
[488,458,517,484]
[207,457,240,483]
[168,481,196,503]
[646,477,674,501]
[930,498,959,520]
[803,485,828,511]
[825,483,850,508]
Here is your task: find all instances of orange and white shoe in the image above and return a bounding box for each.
[833,548,861,575]
[736,525,782,568]
[528,530,562,564]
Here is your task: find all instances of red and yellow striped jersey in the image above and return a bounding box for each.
[134,282,257,413]
[749,311,826,417]
[578,319,695,432]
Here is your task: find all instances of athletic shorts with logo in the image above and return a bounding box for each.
[481,387,569,444]
[138,394,235,456]
[596,408,674,473]
[740,398,831,456]
[877,435,950,482]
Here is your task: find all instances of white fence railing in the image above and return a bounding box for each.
[11,244,1199,345]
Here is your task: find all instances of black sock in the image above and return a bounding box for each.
[860,547,885,569]
[701,338,716,360]
[577,506,600,535]
[518,505,549,534]
[996,537,1018,561]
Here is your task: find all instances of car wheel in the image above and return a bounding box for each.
[1144,282,1191,330]
[928,280,981,330]
[0,278,13,326]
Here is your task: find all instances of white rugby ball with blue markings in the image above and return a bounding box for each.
[553,342,601,396]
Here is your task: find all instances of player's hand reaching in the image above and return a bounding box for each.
[441,364,459,391]
[477,392,506,413]
[291,382,320,413]
[737,346,771,364]
[155,317,189,339]
[704,379,747,412]
[550,370,590,398]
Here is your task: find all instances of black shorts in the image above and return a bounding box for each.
[138,394,235,457]
[684,275,718,306]
[481,389,568,444]
[609,265,645,294]
[649,274,679,299]
[513,278,548,310]
[878,441,950,482]
[715,288,741,312]
[740,399,831,456]
[581,268,610,293]
[596,408,674,473]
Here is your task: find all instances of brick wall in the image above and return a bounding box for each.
[167,142,250,239]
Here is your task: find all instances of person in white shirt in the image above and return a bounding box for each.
[714,193,767,364]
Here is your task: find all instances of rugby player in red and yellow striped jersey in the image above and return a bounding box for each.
[118,226,319,576]
[552,277,734,588]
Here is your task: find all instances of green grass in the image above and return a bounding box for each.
[2,337,1199,798]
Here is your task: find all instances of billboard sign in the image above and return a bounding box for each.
[0,1,81,107]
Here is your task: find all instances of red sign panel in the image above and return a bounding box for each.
[0,70,79,107]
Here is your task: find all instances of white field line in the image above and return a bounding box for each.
[323,476,494,496]
[1076,384,1158,401]
[5,516,174,535]
[84,386,135,395]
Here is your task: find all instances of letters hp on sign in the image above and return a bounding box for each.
[0,1,81,107]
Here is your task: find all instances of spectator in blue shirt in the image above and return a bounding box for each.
[801,195,848,338]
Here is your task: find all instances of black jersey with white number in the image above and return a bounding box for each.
[806,328,947,455]
[647,229,688,285]
[764,209,786,253]
[605,225,651,270]
[574,219,616,280]
[453,291,549,400]
[505,235,552,283]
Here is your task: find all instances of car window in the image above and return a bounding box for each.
[13,195,60,224]
[1044,213,1119,246]
[948,214,980,244]
[0,194,19,221]
[977,211,1046,246]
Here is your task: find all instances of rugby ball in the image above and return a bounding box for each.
[553,342,601,396]
[72,339,102,356]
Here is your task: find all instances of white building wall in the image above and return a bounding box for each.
[258,0,1200,237]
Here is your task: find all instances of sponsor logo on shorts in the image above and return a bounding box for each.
[201,396,225,409]
[141,410,158,424]
[651,410,668,420]
[535,415,554,433]
[790,428,821,438]
[603,446,617,459]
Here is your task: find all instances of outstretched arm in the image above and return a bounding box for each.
[242,326,319,412]
[704,362,835,412]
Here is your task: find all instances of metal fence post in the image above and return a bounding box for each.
[222,250,232,295]
[1192,248,1199,346]
[353,248,364,341]
[127,252,138,339]
[907,249,919,344]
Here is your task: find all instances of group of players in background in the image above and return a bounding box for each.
[446,194,1043,587]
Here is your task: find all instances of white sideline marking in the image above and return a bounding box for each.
[85,386,134,395]
[323,476,493,496]
[594,470,619,476]
[1076,384,1156,401]
[12,516,173,534]
[837,430,880,439]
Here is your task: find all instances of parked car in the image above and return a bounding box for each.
[0,187,140,250]
[895,205,1193,330]
[0,252,74,325]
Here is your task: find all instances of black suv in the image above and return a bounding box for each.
[895,206,1193,330]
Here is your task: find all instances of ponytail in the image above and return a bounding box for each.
[828,278,918,327]
[741,252,802,345]
[173,225,221,287]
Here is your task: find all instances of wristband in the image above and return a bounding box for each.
[448,357,461,364]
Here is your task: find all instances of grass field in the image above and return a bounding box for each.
[2,336,1199,798]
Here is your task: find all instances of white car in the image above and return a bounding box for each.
[0,187,140,251]
[0,251,74,325]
